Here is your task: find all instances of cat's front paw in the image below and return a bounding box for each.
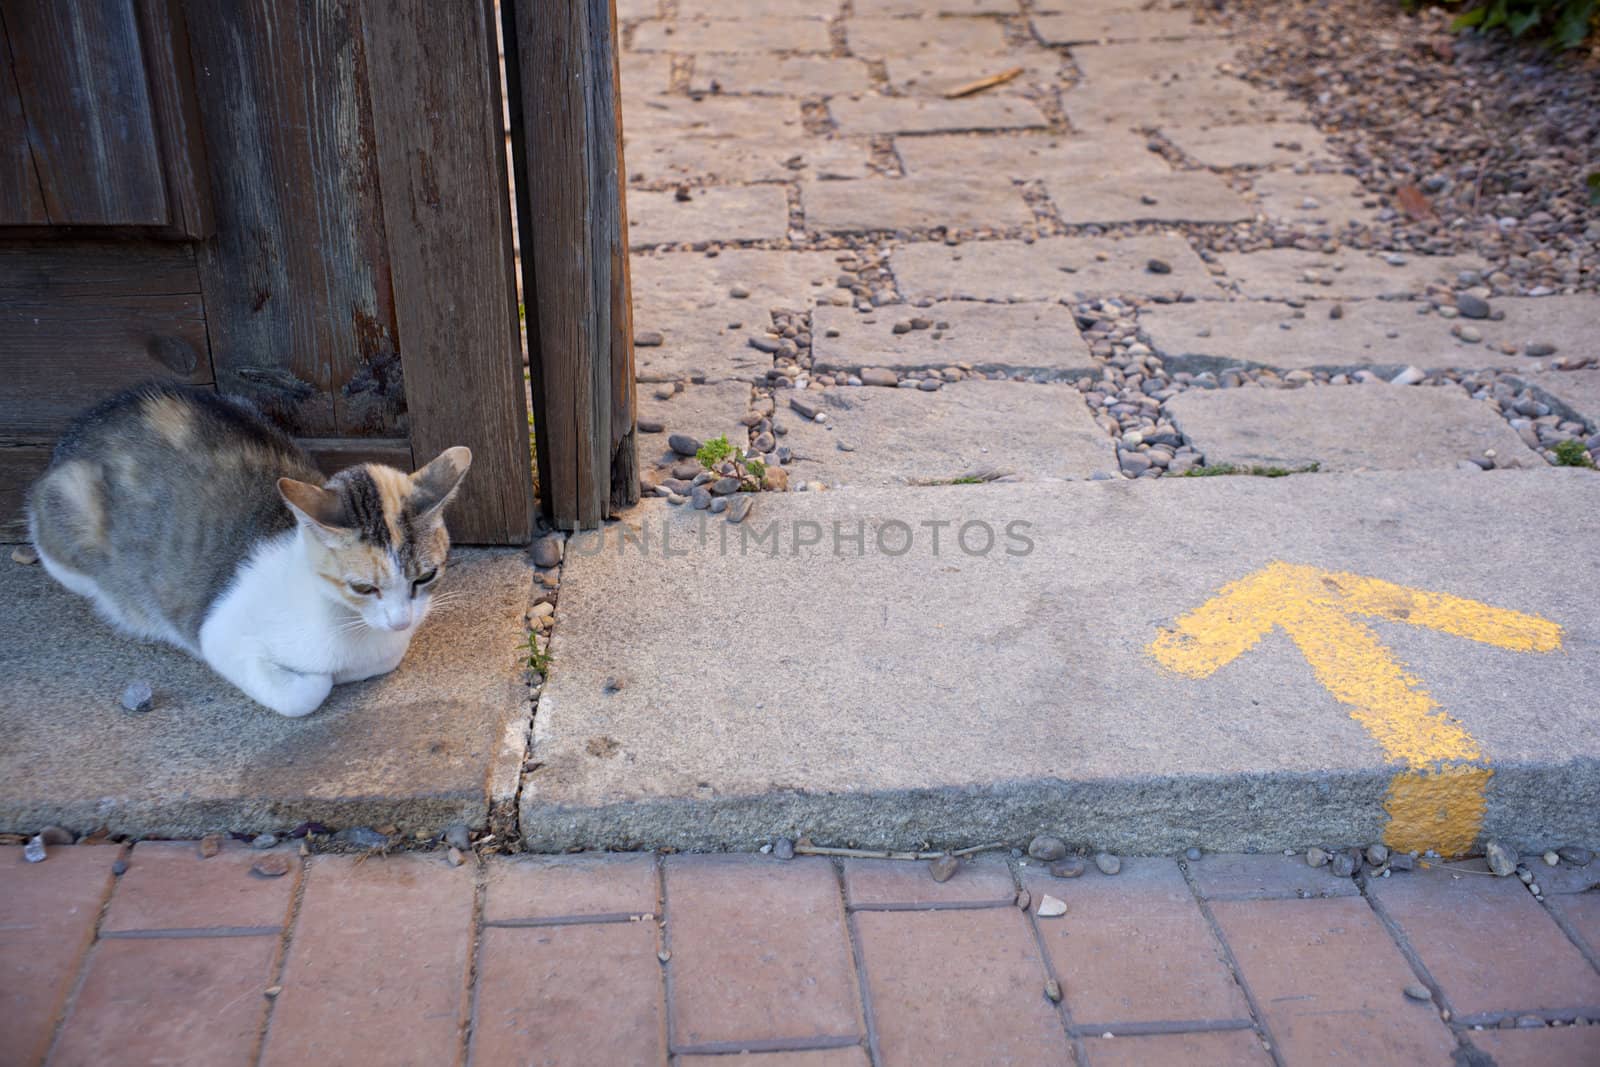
[264,670,334,718]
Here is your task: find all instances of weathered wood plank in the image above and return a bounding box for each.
[504,0,637,530]
[0,443,50,543]
[300,437,414,477]
[364,0,533,545]
[0,240,201,298]
[185,1,402,438]
[135,0,212,239]
[0,25,47,226]
[1,0,169,226]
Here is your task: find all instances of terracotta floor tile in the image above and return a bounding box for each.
[103,841,298,932]
[854,907,1070,1066]
[1186,852,1359,900]
[665,855,862,1050]
[472,922,665,1066]
[482,852,658,922]
[1211,898,1457,1065]
[677,1050,870,1066]
[259,855,474,1067]
[1550,891,1600,960]
[1022,858,1250,1027]
[1081,1028,1273,1066]
[1466,1024,1600,1066]
[843,855,1015,908]
[1369,866,1600,1017]
[0,846,118,1066]
[50,934,277,1067]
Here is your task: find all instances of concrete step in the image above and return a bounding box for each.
[523,469,1599,855]
[0,551,534,839]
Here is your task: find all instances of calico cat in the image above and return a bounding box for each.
[27,383,471,717]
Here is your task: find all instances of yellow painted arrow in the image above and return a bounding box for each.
[1149,562,1563,856]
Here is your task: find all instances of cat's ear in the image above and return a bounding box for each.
[409,446,472,518]
[277,478,350,534]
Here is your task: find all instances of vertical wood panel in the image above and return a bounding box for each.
[184,1,402,439]
[504,0,638,530]
[1,0,169,226]
[135,0,211,238]
[0,23,47,225]
[363,0,532,545]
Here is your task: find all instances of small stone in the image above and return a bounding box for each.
[637,418,664,434]
[657,950,671,964]
[929,854,959,883]
[1518,868,1534,885]
[1515,1015,1544,1029]
[1455,292,1491,319]
[112,858,129,876]
[1185,847,1202,861]
[860,367,899,387]
[1093,853,1121,876]
[264,985,282,998]
[1524,342,1557,357]
[634,331,664,347]
[774,838,795,861]
[120,681,154,714]
[668,434,701,457]
[1331,851,1358,878]
[333,826,390,850]
[1329,304,1344,320]
[1367,844,1390,867]
[1045,979,1063,1003]
[726,495,753,524]
[891,320,913,335]
[252,833,279,850]
[789,396,821,420]
[729,285,750,299]
[531,536,563,569]
[1543,851,1560,867]
[444,823,472,851]
[11,545,38,565]
[38,826,73,846]
[1015,888,1031,911]
[761,467,789,492]
[23,835,46,863]
[250,854,293,879]
[1557,846,1593,866]
[446,846,465,868]
[199,834,223,859]
[1036,894,1068,918]
[1486,841,1518,877]
[709,497,728,514]
[1458,325,1482,343]
[917,379,941,392]
[1146,258,1173,275]
[603,675,626,693]
[1404,984,1432,1002]
[1389,853,1416,871]
[1049,857,1086,879]
[711,476,740,496]
[1390,366,1426,386]
[1028,836,1068,862]
[690,486,712,509]
[1306,847,1331,868]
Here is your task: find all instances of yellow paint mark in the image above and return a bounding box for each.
[1149,562,1562,855]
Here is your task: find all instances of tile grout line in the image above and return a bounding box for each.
[1539,893,1600,977]
[1004,856,1088,1065]
[483,911,661,928]
[460,854,489,1067]
[1354,873,1459,1023]
[39,842,127,1067]
[251,850,313,1067]
[1175,859,1288,1067]
[100,926,282,939]
[658,853,677,1064]
[834,859,884,1067]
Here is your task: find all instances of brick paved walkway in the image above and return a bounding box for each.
[7,843,1599,1065]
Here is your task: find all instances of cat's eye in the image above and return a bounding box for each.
[348,582,378,596]
[412,569,438,588]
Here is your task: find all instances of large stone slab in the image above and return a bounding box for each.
[1215,249,1489,300]
[1064,79,1305,129]
[638,381,756,465]
[625,94,802,140]
[829,95,1047,135]
[689,55,873,96]
[1250,171,1379,232]
[1141,296,1600,373]
[626,133,873,183]
[812,300,1094,376]
[1164,384,1543,472]
[619,53,673,95]
[1160,121,1333,168]
[845,16,1009,56]
[523,470,1600,852]
[632,18,833,53]
[627,185,790,247]
[884,47,1067,96]
[678,0,831,16]
[0,551,532,837]
[856,0,1015,13]
[777,380,1117,487]
[1032,10,1225,44]
[893,235,1221,302]
[803,175,1035,233]
[896,130,1169,180]
[617,0,660,19]
[1510,370,1600,428]
[1070,40,1241,83]
[1047,171,1254,225]
[631,249,846,381]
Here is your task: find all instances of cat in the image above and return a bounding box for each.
[26,383,471,718]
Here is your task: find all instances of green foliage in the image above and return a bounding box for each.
[1183,462,1322,478]
[1587,172,1600,207]
[1446,0,1596,48]
[696,435,736,469]
[525,630,552,674]
[745,458,767,481]
[1553,439,1597,467]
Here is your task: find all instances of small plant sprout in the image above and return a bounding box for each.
[1553,440,1596,468]
[696,435,736,469]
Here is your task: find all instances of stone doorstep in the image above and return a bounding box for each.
[523,470,1600,852]
[0,550,534,838]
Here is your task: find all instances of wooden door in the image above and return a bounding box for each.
[0,0,533,544]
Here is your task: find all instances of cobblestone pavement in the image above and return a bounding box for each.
[6,843,1599,1065]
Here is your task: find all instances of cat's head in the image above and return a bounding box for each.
[276,447,472,633]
